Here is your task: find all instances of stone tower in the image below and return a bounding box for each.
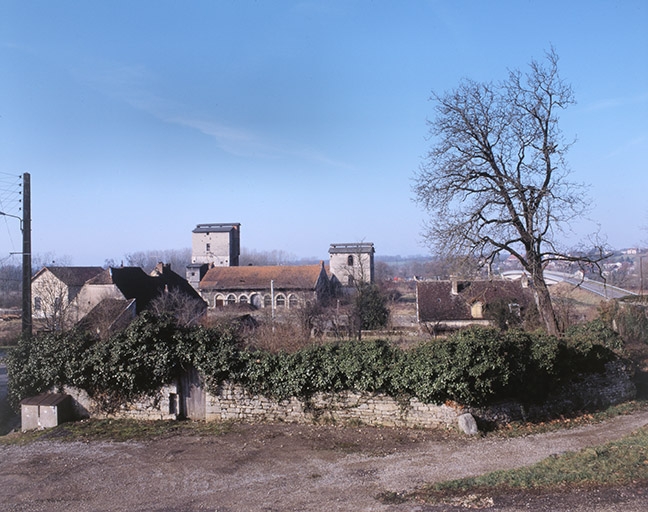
[328,242,375,286]
[186,223,240,289]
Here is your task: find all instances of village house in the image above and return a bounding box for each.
[77,263,206,316]
[416,277,535,332]
[31,266,104,330]
[32,263,205,332]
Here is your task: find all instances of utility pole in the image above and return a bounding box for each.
[22,172,31,338]
[640,254,645,301]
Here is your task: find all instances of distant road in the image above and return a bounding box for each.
[501,270,637,299]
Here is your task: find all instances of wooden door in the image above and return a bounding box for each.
[179,365,205,420]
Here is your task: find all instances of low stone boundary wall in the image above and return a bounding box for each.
[468,359,637,425]
[62,384,178,421]
[60,359,636,431]
[206,382,461,429]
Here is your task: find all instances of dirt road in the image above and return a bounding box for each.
[1,409,647,512]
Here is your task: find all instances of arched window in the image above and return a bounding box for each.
[288,294,299,308]
[215,294,225,307]
[226,294,236,305]
[239,294,249,304]
[347,255,354,266]
[275,294,286,308]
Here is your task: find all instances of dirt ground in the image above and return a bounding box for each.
[1,409,647,512]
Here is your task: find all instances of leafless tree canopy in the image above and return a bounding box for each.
[148,288,206,327]
[413,49,605,335]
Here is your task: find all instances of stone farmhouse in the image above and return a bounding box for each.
[199,263,334,309]
[32,266,104,329]
[186,222,375,311]
[416,277,535,331]
[32,263,205,332]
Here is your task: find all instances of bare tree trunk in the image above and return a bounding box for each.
[532,276,559,336]
[526,252,559,335]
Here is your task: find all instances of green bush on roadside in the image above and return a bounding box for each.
[6,316,620,412]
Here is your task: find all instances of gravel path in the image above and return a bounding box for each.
[1,410,647,512]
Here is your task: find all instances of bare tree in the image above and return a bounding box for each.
[32,273,74,331]
[239,248,298,266]
[413,49,606,335]
[123,248,191,273]
[148,288,207,327]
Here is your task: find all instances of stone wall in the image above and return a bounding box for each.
[205,381,461,429]
[60,358,635,431]
[468,359,637,426]
[63,384,178,421]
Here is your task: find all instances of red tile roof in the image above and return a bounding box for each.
[200,264,328,291]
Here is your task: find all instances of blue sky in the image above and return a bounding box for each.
[1,1,646,266]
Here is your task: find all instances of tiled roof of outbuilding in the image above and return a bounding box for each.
[200,264,328,291]
[416,279,534,322]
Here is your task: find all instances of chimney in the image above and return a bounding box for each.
[451,276,458,295]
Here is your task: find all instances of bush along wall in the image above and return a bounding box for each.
[7,313,627,415]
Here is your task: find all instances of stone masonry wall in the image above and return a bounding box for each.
[62,384,178,421]
[59,359,635,430]
[205,382,461,429]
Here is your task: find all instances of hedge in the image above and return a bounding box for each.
[6,313,621,411]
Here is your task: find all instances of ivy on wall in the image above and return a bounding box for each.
[6,313,621,412]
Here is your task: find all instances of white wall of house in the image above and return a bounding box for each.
[31,271,70,321]
[76,283,124,319]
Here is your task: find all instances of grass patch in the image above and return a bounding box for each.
[0,418,234,445]
[412,426,648,504]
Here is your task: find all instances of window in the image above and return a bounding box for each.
[347,255,354,266]
[34,296,42,311]
[206,243,211,252]
[348,275,354,286]
[226,294,236,305]
[239,295,248,304]
[288,294,299,308]
[264,294,272,308]
[276,294,286,308]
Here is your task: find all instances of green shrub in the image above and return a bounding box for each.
[6,329,96,409]
[6,314,624,412]
[599,300,648,345]
[84,313,182,410]
[353,283,390,331]
[561,320,619,376]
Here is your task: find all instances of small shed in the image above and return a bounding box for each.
[21,393,73,431]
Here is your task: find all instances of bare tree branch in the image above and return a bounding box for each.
[413,49,608,335]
